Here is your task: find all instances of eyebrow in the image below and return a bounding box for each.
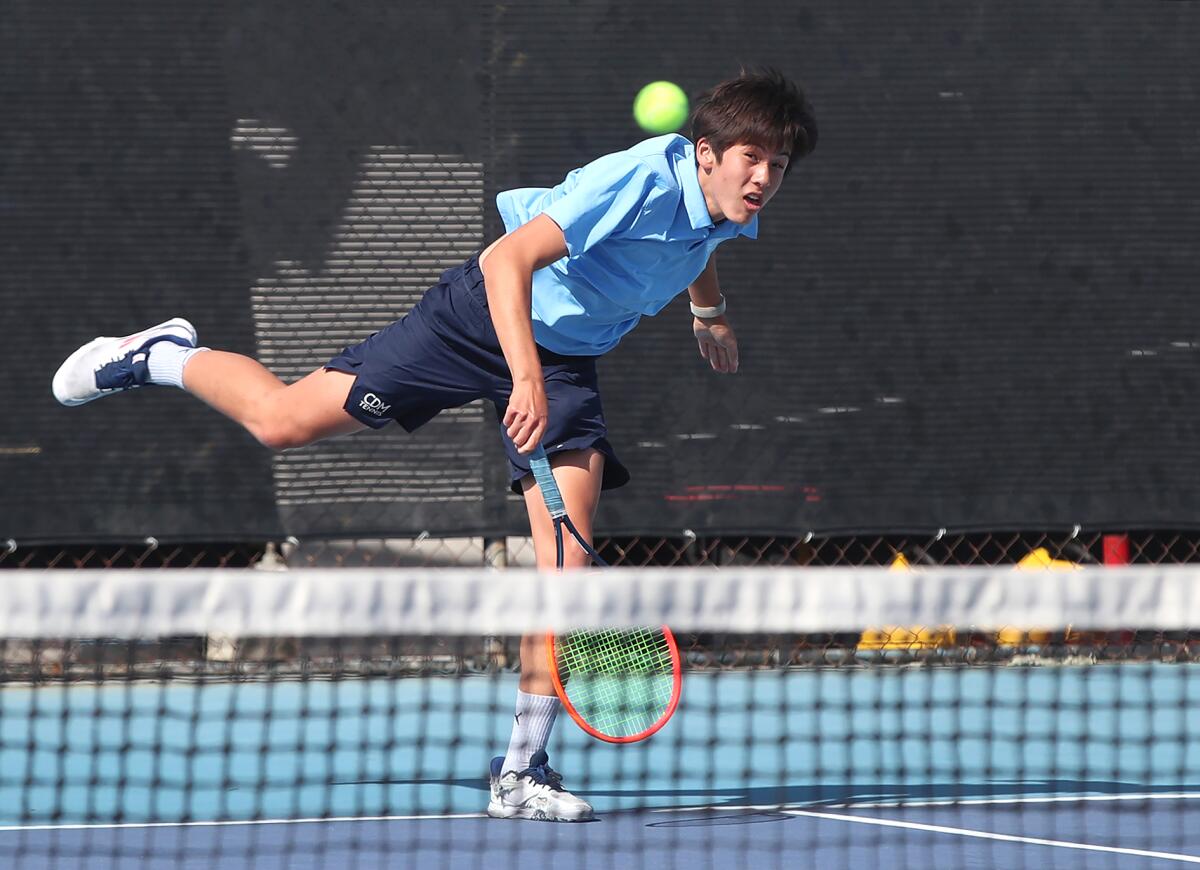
[742,143,791,160]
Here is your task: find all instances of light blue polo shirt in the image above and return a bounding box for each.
[495,134,758,356]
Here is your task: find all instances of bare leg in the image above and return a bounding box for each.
[182,350,365,449]
[517,448,605,694]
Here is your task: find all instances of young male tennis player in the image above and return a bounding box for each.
[52,67,817,822]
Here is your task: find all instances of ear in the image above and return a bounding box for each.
[695,137,717,171]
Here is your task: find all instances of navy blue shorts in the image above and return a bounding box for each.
[325,257,629,493]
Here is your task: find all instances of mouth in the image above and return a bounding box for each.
[743,192,764,213]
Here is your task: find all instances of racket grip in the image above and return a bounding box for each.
[529,444,567,518]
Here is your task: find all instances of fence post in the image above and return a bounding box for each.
[483,537,508,569]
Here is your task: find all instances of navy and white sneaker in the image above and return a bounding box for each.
[52,318,197,406]
[487,751,594,822]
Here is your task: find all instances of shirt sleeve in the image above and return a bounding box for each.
[541,155,669,256]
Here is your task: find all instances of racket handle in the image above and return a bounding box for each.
[529,444,567,518]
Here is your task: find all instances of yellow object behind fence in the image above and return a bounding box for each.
[857,548,1079,651]
[857,553,956,650]
[1012,547,1081,644]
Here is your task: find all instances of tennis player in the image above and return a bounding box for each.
[52,67,817,822]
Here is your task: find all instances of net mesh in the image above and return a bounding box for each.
[3,567,1200,869]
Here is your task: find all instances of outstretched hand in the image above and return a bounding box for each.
[694,316,739,374]
[505,376,549,454]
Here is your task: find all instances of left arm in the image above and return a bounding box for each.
[688,254,739,374]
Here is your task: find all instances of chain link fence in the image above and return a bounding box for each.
[3,530,1195,569]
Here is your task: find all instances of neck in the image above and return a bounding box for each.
[696,164,725,222]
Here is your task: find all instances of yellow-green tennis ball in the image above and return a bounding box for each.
[633,81,689,134]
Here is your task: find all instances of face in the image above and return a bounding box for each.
[696,139,789,224]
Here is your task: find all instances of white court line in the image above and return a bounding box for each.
[652,791,1200,813]
[785,809,1200,864]
[0,812,486,834]
[836,791,1200,809]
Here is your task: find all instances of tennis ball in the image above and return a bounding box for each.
[633,81,689,134]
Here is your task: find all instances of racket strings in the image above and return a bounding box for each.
[555,628,675,737]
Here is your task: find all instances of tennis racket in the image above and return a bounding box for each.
[529,444,682,743]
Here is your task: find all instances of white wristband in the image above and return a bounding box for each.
[690,295,726,319]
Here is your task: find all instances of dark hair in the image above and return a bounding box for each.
[689,68,818,174]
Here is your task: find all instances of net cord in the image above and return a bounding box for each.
[6,566,1200,638]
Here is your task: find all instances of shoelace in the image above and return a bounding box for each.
[94,336,146,369]
[95,352,129,371]
[521,763,565,792]
[94,350,144,390]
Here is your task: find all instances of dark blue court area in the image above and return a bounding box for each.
[8,799,1200,869]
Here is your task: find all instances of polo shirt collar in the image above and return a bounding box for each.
[677,140,760,240]
[678,142,715,231]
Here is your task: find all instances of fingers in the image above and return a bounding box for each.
[700,338,738,374]
[504,405,547,455]
[504,378,548,454]
[508,417,543,454]
[696,323,739,374]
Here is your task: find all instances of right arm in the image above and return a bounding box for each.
[479,213,569,454]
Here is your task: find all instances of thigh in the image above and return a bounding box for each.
[521,448,605,570]
[269,367,367,440]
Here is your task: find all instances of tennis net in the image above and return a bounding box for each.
[3,566,1200,869]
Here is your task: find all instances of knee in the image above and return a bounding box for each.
[251,420,314,452]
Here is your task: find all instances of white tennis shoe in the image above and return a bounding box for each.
[52,318,197,406]
[487,751,594,822]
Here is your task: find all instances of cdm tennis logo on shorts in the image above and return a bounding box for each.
[358,392,392,417]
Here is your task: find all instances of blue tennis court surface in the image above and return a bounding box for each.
[5,666,1200,868]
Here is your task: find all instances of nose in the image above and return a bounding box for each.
[751,161,771,187]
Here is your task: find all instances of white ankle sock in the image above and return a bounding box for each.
[147,342,208,389]
[501,690,560,774]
